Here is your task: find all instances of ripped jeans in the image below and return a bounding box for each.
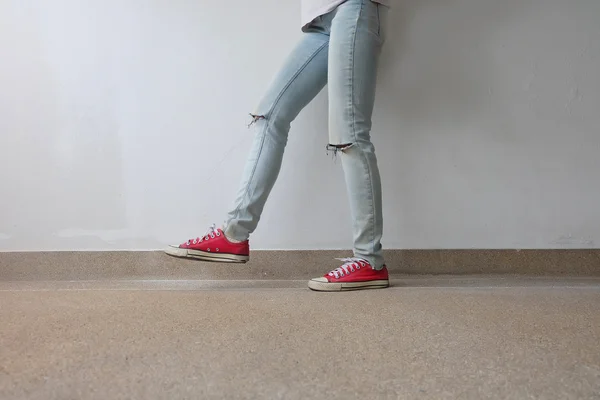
[225,0,387,269]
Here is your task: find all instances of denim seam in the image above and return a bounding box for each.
[350,1,377,262]
[229,41,330,224]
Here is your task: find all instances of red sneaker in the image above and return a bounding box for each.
[308,258,389,292]
[165,225,249,263]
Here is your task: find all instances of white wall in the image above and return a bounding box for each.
[1,0,599,251]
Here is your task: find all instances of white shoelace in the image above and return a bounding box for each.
[187,224,221,245]
[328,258,369,279]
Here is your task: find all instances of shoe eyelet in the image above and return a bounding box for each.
[216,248,220,252]
[207,248,211,252]
[216,232,221,236]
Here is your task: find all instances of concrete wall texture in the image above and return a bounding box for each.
[1,0,599,251]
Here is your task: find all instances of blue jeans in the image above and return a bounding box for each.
[225,0,387,269]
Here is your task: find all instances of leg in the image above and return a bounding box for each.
[224,27,330,241]
[328,0,387,269]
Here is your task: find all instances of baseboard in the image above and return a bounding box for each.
[1,249,598,281]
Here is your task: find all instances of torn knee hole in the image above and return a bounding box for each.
[248,113,266,127]
[326,143,355,155]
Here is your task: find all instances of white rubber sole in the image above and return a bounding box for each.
[164,245,249,263]
[307,279,390,292]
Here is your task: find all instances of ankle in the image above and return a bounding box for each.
[225,234,245,244]
[223,224,248,243]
